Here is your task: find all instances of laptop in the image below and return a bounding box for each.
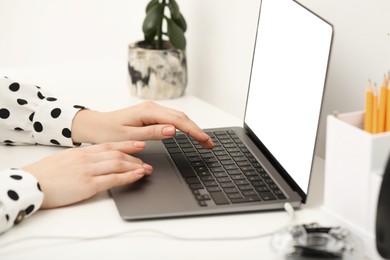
[110,0,333,220]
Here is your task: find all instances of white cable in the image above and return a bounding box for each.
[0,203,295,250]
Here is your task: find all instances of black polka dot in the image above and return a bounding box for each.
[17,98,28,105]
[10,175,22,180]
[7,190,19,201]
[6,214,9,221]
[25,205,35,215]
[4,140,14,144]
[0,108,10,119]
[35,85,41,89]
[51,108,62,118]
[74,105,85,109]
[37,92,45,99]
[62,128,71,138]
[50,139,60,145]
[14,127,24,131]
[37,182,41,192]
[29,112,35,121]
[46,97,57,102]
[9,82,20,92]
[33,122,43,132]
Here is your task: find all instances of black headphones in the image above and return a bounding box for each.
[376,152,390,259]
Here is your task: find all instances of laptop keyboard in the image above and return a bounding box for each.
[162,130,286,207]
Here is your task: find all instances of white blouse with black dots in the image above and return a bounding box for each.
[0,76,85,234]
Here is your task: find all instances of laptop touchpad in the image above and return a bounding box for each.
[110,153,196,219]
[138,153,183,183]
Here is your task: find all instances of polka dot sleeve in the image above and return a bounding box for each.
[0,76,85,146]
[0,169,43,234]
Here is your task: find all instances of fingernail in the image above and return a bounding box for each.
[203,132,215,147]
[134,141,146,148]
[143,163,153,174]
[162,126,176,136]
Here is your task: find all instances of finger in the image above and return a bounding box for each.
[124,124,214,149]
[80,141,146,154]
[188,131,215,149]
[123,125,176,141]
[90,159,151,176]
[129,103,215,148]
[87,150,145,165]
[94,169,146,192]
[156,108,215,148]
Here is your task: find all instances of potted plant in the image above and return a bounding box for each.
[128,0,188,99]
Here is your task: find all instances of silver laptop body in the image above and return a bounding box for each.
[110,0,333,220]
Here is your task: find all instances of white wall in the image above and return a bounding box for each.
[0,0,146,65]
[298,0,390,158]
[0,0,389,158]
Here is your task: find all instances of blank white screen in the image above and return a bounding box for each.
[245,0,332,194]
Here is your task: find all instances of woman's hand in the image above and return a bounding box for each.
[71,101,214,149]
[22,141,152,209]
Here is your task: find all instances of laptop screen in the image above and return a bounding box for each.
[244,0,333,197]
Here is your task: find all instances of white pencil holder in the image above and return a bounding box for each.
[323,111,390,236]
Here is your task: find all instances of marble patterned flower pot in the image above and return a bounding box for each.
[128,41,187,100]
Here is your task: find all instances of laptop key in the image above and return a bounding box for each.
[162,138,176,144]
[242,190,258,196]
[167,147,182,154]
[200,176,215,181]
[231,174,245,180]
[220,182,235,188]
[227,193,243,199]
[258,191,276,201]
[216,177,231,183]
[196,194,211,201]
[223,187,239,193]
[230,196,261,204]
[207,186,222,192]
[189,183,204,190]
[198,201,208,207]
[210,191,230,205]
[170,153,197,178]
[255,186,270,192]
[237,184,253,191]
[185,177,201,184]
[204,181,218,187]
[273,190,286,199]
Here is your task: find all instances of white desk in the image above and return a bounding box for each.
[0,60,381,259]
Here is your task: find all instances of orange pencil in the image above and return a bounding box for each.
[386,72,390,132]
[364,80,374,133]
[372,84,378,134]
[378,75,387,133]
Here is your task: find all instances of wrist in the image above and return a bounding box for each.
[71,109,102,144]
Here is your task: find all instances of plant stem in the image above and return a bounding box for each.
[158,0,167,49]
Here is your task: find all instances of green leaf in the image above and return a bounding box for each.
[168,0,180,19]
[146,0,159,13]
[172,13,187,33]
[167,18,186,50]
[142,3,163,38]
